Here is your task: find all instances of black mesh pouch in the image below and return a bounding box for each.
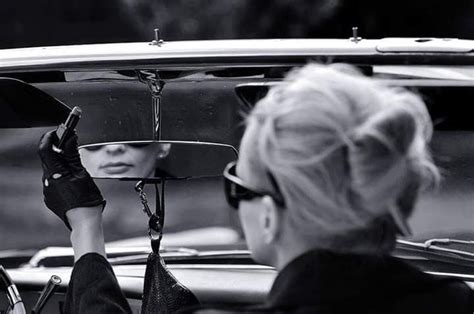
[141,250,199,313]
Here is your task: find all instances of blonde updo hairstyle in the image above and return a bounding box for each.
[239,63,439,253]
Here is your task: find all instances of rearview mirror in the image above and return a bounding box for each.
[79,141,238,180]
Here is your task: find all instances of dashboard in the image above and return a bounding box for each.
[2,260,474,313]
[1,264,276,313]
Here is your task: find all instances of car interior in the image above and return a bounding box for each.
[0,62,474,313]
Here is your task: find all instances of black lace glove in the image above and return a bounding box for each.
[38,130,105,230]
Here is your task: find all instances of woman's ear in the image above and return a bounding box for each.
[261,196,281,244]
[156,143,171,159]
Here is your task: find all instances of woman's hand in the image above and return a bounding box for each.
[38,130,106,230]
[38,130,107,260]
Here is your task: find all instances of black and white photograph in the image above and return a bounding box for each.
[0,1,473,313]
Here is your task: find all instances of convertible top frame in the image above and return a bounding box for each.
[0,38,473,73]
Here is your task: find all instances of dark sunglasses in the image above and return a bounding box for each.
[83,142,153,151]
[223,161,284,210]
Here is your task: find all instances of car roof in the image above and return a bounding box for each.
[0,38,473,72]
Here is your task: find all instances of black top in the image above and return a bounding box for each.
[64,253,131,314]
[259,250,474,313]
[65,250,474,313]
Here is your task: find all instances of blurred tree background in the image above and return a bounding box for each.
[0,0,472,48]
[0,1,473,250]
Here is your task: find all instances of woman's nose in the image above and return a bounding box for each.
[105,144,127,155]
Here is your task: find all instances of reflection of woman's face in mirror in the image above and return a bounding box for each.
[80,143,171,178]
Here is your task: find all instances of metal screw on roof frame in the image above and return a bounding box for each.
[150,28,164,46]
[350,27,362,43]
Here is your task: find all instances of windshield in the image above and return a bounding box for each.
[0,64,473,254]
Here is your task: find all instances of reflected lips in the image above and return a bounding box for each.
[100,162,133,175]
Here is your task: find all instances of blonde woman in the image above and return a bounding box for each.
[222,63,473,313]
[38,64,473,313]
